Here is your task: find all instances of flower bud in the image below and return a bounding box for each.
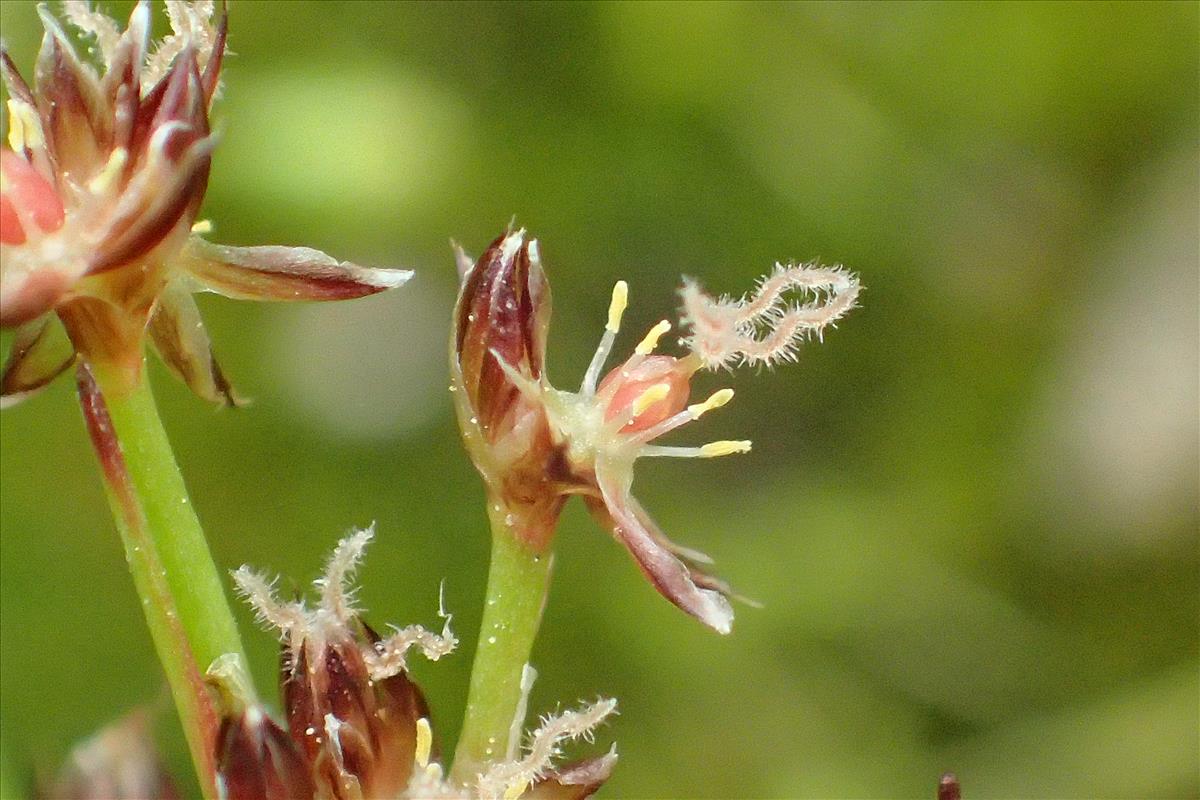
[281,621,433,800]
[452,229,566,549]
[234,530,453,800]
[215,706,315,800]
[454,229,551,443]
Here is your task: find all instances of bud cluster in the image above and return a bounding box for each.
[217,529,616,800]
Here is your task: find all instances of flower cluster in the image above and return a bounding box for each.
[453,229,860,633]
[218,529,616,800]
[1,1,410,405]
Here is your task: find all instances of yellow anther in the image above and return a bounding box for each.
[87,148,127,194]
[415,717,432,768]
[631,383,670,417]
[699,440,752,457]
[606,280,629,333]
[190,219,214,234]
[635,319,672,355]
[6,99,43,152]
[503,781,529,800]
[688,388,734,419]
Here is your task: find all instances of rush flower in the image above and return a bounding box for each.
[0,1,410,406]
[223,529,617,800]
[453,229,860,634]
[44,709,181,800]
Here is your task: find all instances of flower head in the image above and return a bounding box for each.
[221,529,616,800]
[453,229,860,633]
[1,1,410,405]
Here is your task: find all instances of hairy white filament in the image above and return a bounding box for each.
[681,262,861,369]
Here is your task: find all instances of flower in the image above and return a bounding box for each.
[453,228,860,634]
[0,1,411,406]
[44,708,181,800]
[221,529,617,800]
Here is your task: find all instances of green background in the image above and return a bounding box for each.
[1,2,1197,797]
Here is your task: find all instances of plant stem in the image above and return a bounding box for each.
[450,497,554,783]
[77,361,253,798]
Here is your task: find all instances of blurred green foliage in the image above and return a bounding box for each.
[1,2,1197,798]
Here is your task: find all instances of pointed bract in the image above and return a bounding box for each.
[452,230,567,549]
[178,237,413,301]
[0,315,75,407]
[148,283,240,406]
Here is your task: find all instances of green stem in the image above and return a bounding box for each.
[450,497,554,782]
[77,361,253,798]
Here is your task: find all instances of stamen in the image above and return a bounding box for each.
[190,219,213,234]
[635,320,671,355]
[415,718,433,768]
[6,99,43,152]
[629,410,692,445]
[639,445,697,458]
[631,383,670,417]
[581,280,629,395]
[87,148,128,194]
[687,388,734,419]
[700,440,752,457]
[639,440,751,458]
[606,280,628,333]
